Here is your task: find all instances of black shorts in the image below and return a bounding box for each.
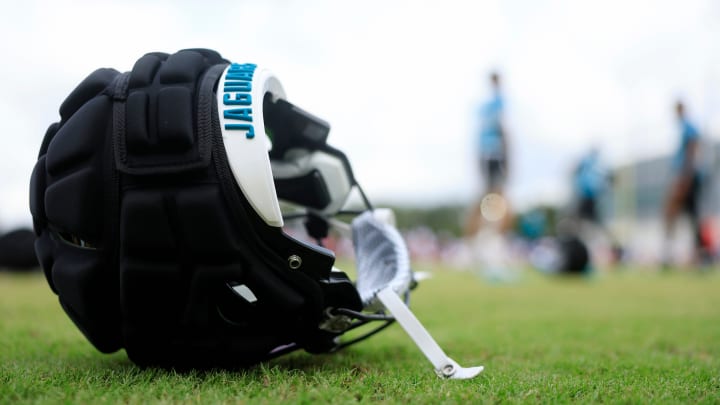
[682,172,701,217]
[481,158,506,190]
[578,197,599,222]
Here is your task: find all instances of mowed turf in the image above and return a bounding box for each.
[1,267,719,404]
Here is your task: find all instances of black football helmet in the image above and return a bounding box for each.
[30,49,481,378]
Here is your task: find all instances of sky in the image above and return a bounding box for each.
[1,0,719,229]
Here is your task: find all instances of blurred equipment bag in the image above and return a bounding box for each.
[30,49,480,378]
[0,228,39,270]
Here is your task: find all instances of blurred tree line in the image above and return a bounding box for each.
[384,204,466,237]
[383,203,560,239]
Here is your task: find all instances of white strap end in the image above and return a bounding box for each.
[376,287,484,380]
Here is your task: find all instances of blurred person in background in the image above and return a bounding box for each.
[463,72,517,281]
[572,147,623,265]
[662,100,707,267]
[465,72,511,238]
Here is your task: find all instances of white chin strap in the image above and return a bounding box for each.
[348,210,484,380]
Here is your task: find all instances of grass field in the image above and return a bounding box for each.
[1,267,719,404]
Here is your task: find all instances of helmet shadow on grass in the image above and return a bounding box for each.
[86,350,366,379]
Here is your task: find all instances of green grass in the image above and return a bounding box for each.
[2,267,720,404]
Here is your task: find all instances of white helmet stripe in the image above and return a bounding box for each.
[217,63,285,227]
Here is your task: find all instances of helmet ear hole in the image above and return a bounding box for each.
[213,270,307,332]
[216,282,259,327]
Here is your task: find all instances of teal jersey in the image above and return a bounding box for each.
[478,93,505,160]
[674,118,700,172]
[574,152,604,199]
